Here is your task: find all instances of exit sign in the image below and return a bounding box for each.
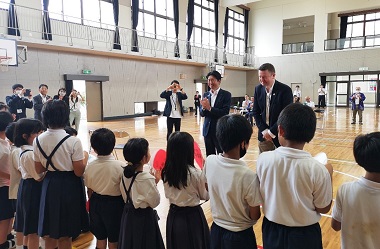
[82,69,92,74]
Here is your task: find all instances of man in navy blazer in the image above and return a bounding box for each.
[200,71,231,156]
[252,63,293,153]
[160,80,188,140]
[33,84,51,121]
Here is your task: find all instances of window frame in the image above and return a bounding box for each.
[346,11,380,38]
[226,8,245,55]
[137,0,175,41]
[192,0,215,49]
[48,0,114,29]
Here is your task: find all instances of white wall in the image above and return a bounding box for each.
[0,48,247,118]
[257,47,380,102]
[249,0,380,56]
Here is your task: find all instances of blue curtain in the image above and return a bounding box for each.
[131,0,139,52]
[173,0,180,57]
[243,9,249,66]
[214,0,219,62]
[186,0,194,59]
[8,0,20,36]
[113,0,121,50]
[42,0,52,40]
[223,8,229,64]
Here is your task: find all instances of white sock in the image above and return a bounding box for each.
[16,245,23,249]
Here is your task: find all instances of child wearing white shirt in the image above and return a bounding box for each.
[331,132,380,249]
[162,132,209,249]
[118,138,164,249]
[203,114,262,249]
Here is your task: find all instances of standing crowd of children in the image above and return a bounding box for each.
[0,100,379,249]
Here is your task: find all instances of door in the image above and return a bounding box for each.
[336,82,349,107]
[86,81,103,121]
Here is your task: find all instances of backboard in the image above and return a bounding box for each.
[0,38,18,66]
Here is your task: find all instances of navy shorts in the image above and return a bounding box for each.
[0,186,14,221]
[210,222,257,249]
[89,193,124,242]
[262,216,322,249]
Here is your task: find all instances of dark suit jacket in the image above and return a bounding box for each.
[160,90,188,117]
[252,80,293,147]
[33,94,51,121]
[53,95,70,106]
[6,94,33,121]
[200,89,232,137]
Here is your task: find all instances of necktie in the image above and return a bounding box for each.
[266,93,270,125]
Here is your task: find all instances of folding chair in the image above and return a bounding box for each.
[112,130,130,160]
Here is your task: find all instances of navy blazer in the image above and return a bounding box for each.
[252,80,293,147]
[200,88,232,137]
[6,94,33,121]
[160,90,188,117]
[33,94,51,121]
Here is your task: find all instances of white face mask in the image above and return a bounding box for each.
[356,90,360,94]
[59,91,66,97]
[15,90,22,95]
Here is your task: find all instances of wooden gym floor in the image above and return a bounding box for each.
[73,107,379,249]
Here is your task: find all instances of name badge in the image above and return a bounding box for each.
[17,109,23,114]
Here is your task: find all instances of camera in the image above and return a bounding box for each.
[24,89,31,97]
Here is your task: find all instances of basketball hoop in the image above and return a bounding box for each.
[0,56,11,72]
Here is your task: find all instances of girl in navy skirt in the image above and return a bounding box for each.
[14,118,45,249]
[0,112,15,249]
[33,100,89,249]
[161,132,210,249]
[118,138,164,249]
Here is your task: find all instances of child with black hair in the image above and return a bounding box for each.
[331,132,380,249]
[5,123,23,249]
[84,128,124,249]
[0,112,16,249]
[14,119,45,249]
[33,100,89,249]
[118,138,164,249]
[202,114,262,249]
[256,104,333,249]
[162,132,210,249]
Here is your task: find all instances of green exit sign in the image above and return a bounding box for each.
[82,69,92,74]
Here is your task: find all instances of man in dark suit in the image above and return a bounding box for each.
[160,80,188,140]
[33,84,51,121]
[200,71,232,156]
[252,63,293,153]
[6,84,33,121]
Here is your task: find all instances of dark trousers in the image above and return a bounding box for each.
[167,117,181,140]
[204,132,222,156]
[262,217,322,249]
[318,95,326,108]
[194,104,200,115]
[210,222,257,249]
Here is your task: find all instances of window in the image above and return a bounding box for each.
[192,0,215,49]
[346,11,380,38]
[47,0,114,29]
[226,9,244,55]
[0,0,10,10]
[137,0,175,41]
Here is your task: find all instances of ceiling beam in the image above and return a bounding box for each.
[221,0,261,8]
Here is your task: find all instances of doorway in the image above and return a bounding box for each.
[72,80,103,122]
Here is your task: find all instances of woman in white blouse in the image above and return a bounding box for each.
[68,90,82,131]
[161,132,210,249]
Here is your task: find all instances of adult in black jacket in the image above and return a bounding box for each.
[194,91,201,116]
[252,63,293,153]
[160,80,188,140]
[53,88,69,106]
[33,84,51,121]
[6,84,33,121]
[200,71,231,156]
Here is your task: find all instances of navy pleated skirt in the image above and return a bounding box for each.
[118,203,165,249]
[17,178,42,235]
[38,171,89,239]
[166,204,210,249]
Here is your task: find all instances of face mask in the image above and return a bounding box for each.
[239,145,247,158]
[356,90,360,94]
[59,91,66,97]
[15,90,22,95]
